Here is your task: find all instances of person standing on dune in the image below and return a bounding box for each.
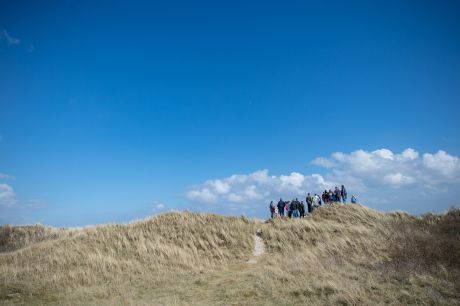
[291,198,299,218]
[322,191,327,207]
[277,198,285,217]
[269,201,276,219]
[313,194,321,208]
[334,186,341,203]
[341,185,347,203]
[299,200,305,218]
[351,194,357,204]
[328,189,334,205]
[287,200,293,218]
[306,193,313,213]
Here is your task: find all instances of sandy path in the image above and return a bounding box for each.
[247,233,265,264]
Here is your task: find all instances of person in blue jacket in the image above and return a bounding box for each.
[351,194,357,204]
[277,198,285,216]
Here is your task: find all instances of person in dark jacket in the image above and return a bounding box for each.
[306,193,313,213]
[269,201,276,219]
[322,191,327,207]
[334,186,341,203]
[277,198,285,217]
[341,185,347,203]
[291,198,300,218]
[287,200,293,218]
[299,200,305,218]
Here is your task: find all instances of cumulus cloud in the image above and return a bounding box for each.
[187,169,336,205]
[382,173,415,186]
[187,188,218,203]
[401,148,419,160]
[0,184,16,207]
[314,148,460,188]
[311,157,335,168]
[187,148,460,215]
[423,150,460,178]
[209,179,230,194]
[0,29,20,46]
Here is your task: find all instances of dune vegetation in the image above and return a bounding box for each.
[0,204,459,305]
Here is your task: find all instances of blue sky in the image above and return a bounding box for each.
[1,0,459,226]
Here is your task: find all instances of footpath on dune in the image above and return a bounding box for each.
[247,231,265,264]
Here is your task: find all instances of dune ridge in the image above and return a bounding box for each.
[1,204,459,305]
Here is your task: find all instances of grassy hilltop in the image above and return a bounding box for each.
[0,204,459,305]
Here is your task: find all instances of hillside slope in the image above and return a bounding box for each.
[1,204,459,305]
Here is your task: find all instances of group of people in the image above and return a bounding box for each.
[268,185,357,219]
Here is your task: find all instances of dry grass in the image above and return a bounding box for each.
[0,225,81,253]
[385,208,460,289]
[0,204,459,305]
[0,212,255,304]
[256,204,460,305]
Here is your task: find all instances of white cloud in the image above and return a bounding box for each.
[280,172,304,190]
[401,148,419,160]
[331,150,382,173]
[187,170,336,205]
[187,188,218,203]
[319,148,460,188]
[382,173,414,186]
[373,149,394,160]
[423,150,460,178]
[0,184,16,207]
[186,148,460,215]
[0,29,20,46]
[250,169,270,183]
[313,148,460,212]
[208,179,230,194]
[226,193,243,203]
[311,157,335,168]
[243,185,262,199]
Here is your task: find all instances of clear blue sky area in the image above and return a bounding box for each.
[1,1,459,226]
